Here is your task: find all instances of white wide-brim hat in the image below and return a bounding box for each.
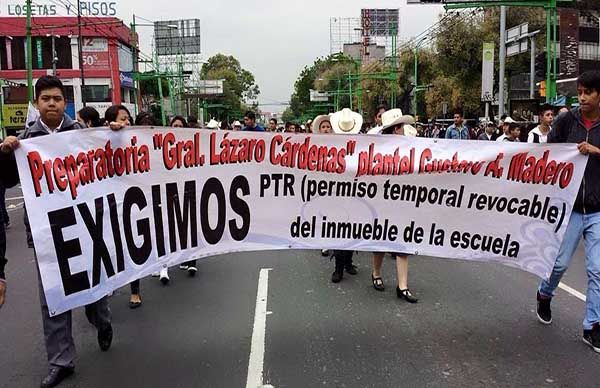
[367,125,383,135]
[330,108,363,135]
[380,108,415,134]
[206,119,220,129]
[312,114,332,134]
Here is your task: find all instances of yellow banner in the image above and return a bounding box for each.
[2,104,28,128]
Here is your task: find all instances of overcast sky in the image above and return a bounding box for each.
[113,0,445,113]
[13,0,443,113]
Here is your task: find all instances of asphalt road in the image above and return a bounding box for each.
[0,185,597,388]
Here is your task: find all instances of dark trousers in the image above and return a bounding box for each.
[184,260,196,267]
[130,280,140,295]
[0,184,8,225]
[333,250,353,271]
[0,205,5,278]
[36,255,111,368]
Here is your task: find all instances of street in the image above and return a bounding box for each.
[0,184,597,388]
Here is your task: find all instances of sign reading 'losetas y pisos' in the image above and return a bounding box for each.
[4,1,117,17]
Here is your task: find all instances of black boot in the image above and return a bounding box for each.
[331,251,345,283]
[345,256,358,275]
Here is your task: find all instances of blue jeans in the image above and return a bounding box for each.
[539,211,600,330]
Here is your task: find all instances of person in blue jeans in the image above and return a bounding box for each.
[537,70,600,354]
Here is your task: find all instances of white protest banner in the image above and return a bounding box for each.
[15,128,587,315]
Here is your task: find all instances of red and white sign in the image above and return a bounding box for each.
[81,38,109,70]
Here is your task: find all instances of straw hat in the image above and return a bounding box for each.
[330,108,363,135]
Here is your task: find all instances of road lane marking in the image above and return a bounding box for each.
[6,196,24,201]
[7,202,24,211]
[559,282,586,302]
[246,268,272,388]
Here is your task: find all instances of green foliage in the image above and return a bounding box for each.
[199,54,260,116]
[139,73,170,97]
[289,54,357,120]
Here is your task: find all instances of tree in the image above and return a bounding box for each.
[199,54,260,118]
[288,54,357,120]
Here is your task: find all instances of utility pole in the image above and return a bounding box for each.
[26,0,33,102]
[131,15,139,116]
[413,47,418,115]
[51,35,58,76]
[498,6,507,117]
[530,35,536,99]
[77,0,86,107]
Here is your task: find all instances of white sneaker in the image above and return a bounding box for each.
[179,264,189,270]
[321,249,330,256]
[187,266,198,277]
[159,268,170,285]
[151,272,160,277]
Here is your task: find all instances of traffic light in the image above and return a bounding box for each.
[535,52,547,78]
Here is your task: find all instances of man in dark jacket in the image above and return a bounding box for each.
[536,71,600,354]
[1,76,113,388]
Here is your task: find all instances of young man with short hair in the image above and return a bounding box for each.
[268,118,278,132]
[445,111,470,140]
[536,71,600,354]
[528,104,554,143]
[373,104,387,127]
[503,122,521,142]
[1,75,114,387]
[242,110,265,132]
[478,122,496,140]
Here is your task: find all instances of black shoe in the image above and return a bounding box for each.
[397,287,418,303]
[583,324,600,353]
[98,324,113,351]
[331,269,343,283]
[345,265,358,275]
[536,291,552,325]
[372,274,385,291]
[40,366,74,388]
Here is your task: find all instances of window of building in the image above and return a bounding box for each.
[0,37,26,70]
[1,36,72,70]
[83,85,111,103]
[129,89,136,103]
[64,86,75,103]
[120,87,128,103]
[579,42,600,61]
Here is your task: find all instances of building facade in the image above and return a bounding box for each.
[0,16,137,131]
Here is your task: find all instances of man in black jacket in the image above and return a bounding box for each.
[536,71,600,354]
[1,76,113,388]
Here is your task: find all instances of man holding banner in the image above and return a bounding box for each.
[1,76,114,388]
[537,71,600,354]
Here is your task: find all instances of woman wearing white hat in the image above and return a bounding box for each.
[328,109,362,283]
[313,114,334,258]
[370,109,419,303]
[312,114,333,134]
